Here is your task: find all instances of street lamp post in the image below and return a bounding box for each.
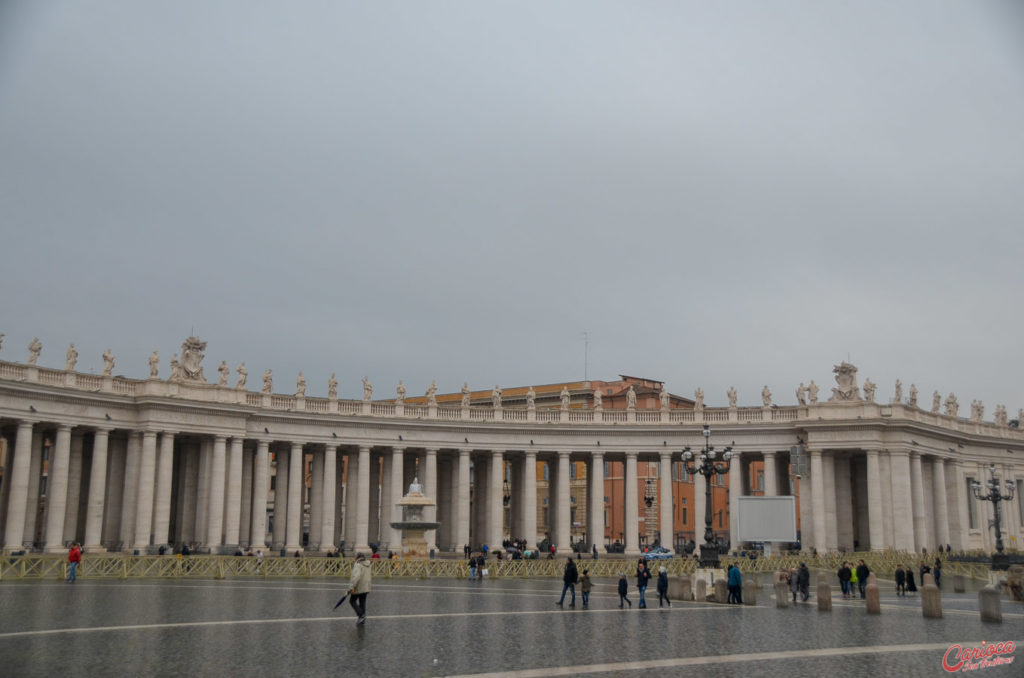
[971,464,1016,570]
[682,425,733,568]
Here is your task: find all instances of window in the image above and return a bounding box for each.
[604,461,609,477]
[543,497,548,505]
[756,470,764,491]
[543,465,549,481]
[42,446,50,462]
[570,464,577,480]
[505,464,511,482]
[966,477,977,529]
[682,507,687,524]
[39,476,47,496]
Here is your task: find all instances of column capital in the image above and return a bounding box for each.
[214,434,228,442]
[391,445,406,454]
[459,447,472,456]
[625,449,638,458]
[56,423,73,433]
[423,446,439,454]
[93,425,114,435]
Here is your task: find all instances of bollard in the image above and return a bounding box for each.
[865,573,881,614]
[713,578,728,604]
[921,573,942,619]
[695,578,707,601]
[678,576,693,601]
[817,572,832,611]
[668,575,692,601]
[774,582,790,608]
[953,574,965,593]
[743,578,756,606]
[978,585,1002,623]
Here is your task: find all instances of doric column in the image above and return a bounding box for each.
[387,447,405,550]
[489,450,504,550]
[23,431,43,545]
[240,445,254,548]
[120,431,142,548]
[822,454,838,551]
[286,442,304,551]
[865,449,885,551]
[272,447,288,549]
[132,431,158,551]
[809,449,826,552]
[194,439,212,545]
[309,448,324,549]
[889,450,915,551]
[762,451,778,496]
[728,452,743,549]
[659,452,673,548]
[589,451,604,549]
[4,421,35,549]
[949,460,969,551]
[251,440,270,548]
[321,445,338,552]
[44,425,73,552]
[932,456,950,550]
[63,432,84,545]
[456,448,471,551]
[152,432,176,548]
[909,451,927,550]
[354,445,371,553]
[523,449,538,547]
[553,451,571,555]
[624,451,640,556]
[83,427,111,551]
[203,435,227,551]
[425,448,439,553]
[224,437,243,549]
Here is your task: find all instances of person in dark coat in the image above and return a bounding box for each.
[656,566,671,607]
[933,559,942,588]
[797,563,811,602]
[556,557,579,606]
[580,569,593,608]
[636,560,651,608]
[905,566,917,593]
[617,573,632,608]
[855,560,870,599]
[727,564,743,604]
[837,562,852,599]
[894,564,907,596]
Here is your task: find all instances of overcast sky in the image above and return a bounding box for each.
[1,1,1022,412]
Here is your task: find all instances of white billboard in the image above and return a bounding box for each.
[736,496,797,542]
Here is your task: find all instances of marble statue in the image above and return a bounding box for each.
[694,387,704,411]
[592,388,602,409]
[178,336,208,383]
[932,391,941,413]
[561,385,571,410]
[659,387,669,410]
[829,362,861,402]
[969,400,983,422]
[795,383,807,406]
[908,383,918,408]
[808,380,819,403]
[101,349,115,376]
[27,337,42,365]
[1018,409,1024,427]
[492,385,502,409]
[894,379,902,404]
[65,344,78,371]
[217,360,230,386]
[295,371,306,397]
[327,373,337,399]
[862,379,876,402]
[426,380,437,405]
[362,376,373,401]
[762,385,772,407]
[395,381,406,403]
[461,382,471,408]
[526,386,536,408]
[727,386,737,408]
[944,393,958,417]
[148,351,160,378]
[262,369,273,394]
[994,404,1007,426]
[236,362,248,389]
[626,385,637,409]
[169,354,183,382]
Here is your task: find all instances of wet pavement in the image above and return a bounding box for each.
[0,576,1020,677]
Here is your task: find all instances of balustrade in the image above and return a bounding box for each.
[38,368,66,385]
[371,403,396,416]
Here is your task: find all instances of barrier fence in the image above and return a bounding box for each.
[0,553,996,582]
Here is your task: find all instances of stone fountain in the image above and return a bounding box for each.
[389,477,441,559]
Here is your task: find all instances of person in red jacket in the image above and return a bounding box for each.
[67,543,82,583]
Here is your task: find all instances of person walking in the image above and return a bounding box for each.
[797,562,810,602]
[556,557,579,607]
[636,560,651,608]
[933,559,942,588]
[788,568,800,602]
[656,566,671,607]
[468,553,477,581]
[347,553,372,625]
[592,544,598,561]
[580,569,592,608]
[66,542,81,583]
[727,564,743,604]
[617,573,632,608]
[855,560,870,599]
[905,566,917,594]
[837,562,852,599]
[894,564,906,596]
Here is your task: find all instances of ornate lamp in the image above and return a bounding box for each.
[971,464,1016,570]
[682,424,733,567]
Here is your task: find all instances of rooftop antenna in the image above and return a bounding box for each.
[582,331,589,381]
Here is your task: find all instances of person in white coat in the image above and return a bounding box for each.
[348,553,373,625]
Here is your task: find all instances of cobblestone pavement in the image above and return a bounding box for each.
[0,577,1020,677]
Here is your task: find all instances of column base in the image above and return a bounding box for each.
[353,544,371,556]
[82,545,107,554]
[624,549,642,558]
[43,545,69,555]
